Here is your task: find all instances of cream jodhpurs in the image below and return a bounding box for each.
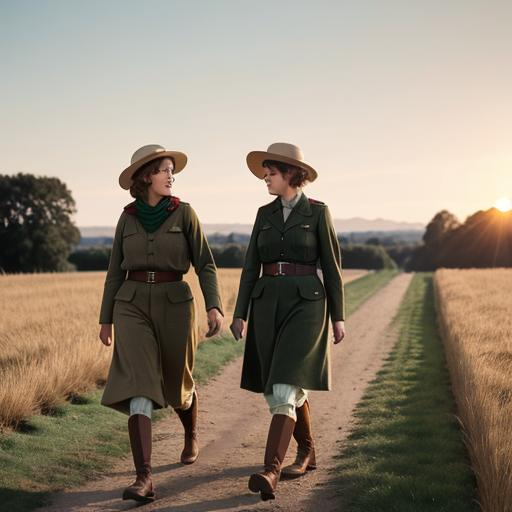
[129,385,195,419]
[264,383,308,420]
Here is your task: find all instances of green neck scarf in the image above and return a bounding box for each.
[135,197,171,233]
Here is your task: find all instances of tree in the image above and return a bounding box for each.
[441,208,512,268]
[0,173,81,273]
[211,244,246,267]
[341,243,397,270]
[408,210,460,270]
[423,210,460,247]
[408,207,512,270]
[69,248,111,271]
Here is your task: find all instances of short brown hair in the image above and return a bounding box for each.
[262,159,308,188]
[129,157,175,199]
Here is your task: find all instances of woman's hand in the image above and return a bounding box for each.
[332,320,346,345]
[205,308,223,338]
[99,324,113,346]
[229,317,246,341]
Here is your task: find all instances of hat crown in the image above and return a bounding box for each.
[131,144,166,165]
[266,142,305,163]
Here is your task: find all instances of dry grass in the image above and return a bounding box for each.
[0,270,240,430]
[0,268,364,430]
[434,268,512,512]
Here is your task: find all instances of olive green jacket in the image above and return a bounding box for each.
[99,201,223,324]
[233,193,345,322]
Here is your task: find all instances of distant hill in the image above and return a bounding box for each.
[333,218,424,233]
[79,217,424,238]
[79,227,116,237]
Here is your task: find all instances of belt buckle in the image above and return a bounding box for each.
[146,271,156,283]
[275,262,285,276]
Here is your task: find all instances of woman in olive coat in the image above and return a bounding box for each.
[230,142,346,501]
[98,144,223,503]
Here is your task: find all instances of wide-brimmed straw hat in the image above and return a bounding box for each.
[246,142,318,182]
[118,144,187,190]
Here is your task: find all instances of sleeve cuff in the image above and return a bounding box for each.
[206,299,224,317]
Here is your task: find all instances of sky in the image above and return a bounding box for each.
[1,0,511,227]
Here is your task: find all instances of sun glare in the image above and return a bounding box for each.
[495,197,512,212]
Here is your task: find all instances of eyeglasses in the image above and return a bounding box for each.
[159,168,175,182]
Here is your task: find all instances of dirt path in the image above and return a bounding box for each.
[41,272,413,512]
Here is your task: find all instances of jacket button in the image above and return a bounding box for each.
[280,252,284,257]
[280,236,284,240]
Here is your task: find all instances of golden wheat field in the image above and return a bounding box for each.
[434,268,512,512]
[0,268,365,430]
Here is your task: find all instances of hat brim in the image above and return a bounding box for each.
[246,151,318,182]
[119,151,188,190]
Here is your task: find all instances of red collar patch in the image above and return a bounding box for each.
[123,202,137,215]
[169,196,181,212]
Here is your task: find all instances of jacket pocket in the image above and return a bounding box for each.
[296,280,325,300]
[122,222,138,238]
[256,224,275,261]
[166,281,194,303]
[114,280,137,302]
[250,279,266,299]
[291,224,317,262]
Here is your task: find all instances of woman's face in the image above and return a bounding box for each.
[146,158,174,197]
[263,165,290,196]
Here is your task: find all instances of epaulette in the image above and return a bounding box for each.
[123,196,182,215]
[308,198,325,205]
[123,201,137,215]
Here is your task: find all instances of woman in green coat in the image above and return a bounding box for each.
[230,142,346,501]
[98,144,223,503]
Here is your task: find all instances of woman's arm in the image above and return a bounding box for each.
[317,204,345,323]
[98,213,127,325]
[232,208,262,321]
[185,205,224,317]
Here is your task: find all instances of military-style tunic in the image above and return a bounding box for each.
[99,200,223,414]
[233,193,344,395]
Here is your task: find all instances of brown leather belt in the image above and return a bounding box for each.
[262,262,317,277]
[127,270,183,284]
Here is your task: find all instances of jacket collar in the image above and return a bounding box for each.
[264,193,312,232]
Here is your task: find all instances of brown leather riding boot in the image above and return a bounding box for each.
[174,390,199,464]
[248,414,296,501]
[281,399,317,478]
[122,414,155,503]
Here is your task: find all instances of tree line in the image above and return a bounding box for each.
[1,174,510,273]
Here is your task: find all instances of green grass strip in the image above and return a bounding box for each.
[333,273,478,511]
[0,270,397,511]
[344,269,399,317]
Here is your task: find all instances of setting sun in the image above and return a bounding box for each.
[495,197,512,212]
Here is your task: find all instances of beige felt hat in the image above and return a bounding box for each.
[119,144,187,190]
[246,142,318,182]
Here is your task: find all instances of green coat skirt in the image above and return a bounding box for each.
[241,274,330,394]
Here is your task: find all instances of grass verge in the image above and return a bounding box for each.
[0,270,398,511]
[344,269,399,317]
[333,273,478,511]
[0,333,244,511]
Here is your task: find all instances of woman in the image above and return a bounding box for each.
[230,142,346,501]
[98,144,223,503]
